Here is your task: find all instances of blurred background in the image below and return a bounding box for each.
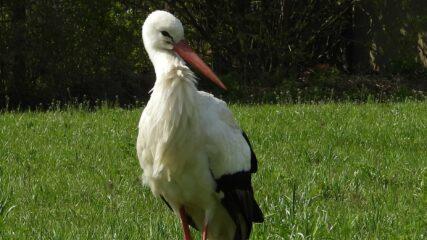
[0,0,426,109]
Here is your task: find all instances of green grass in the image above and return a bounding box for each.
[1,102,426,239]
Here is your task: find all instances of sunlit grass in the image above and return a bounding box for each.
[1,101,426,239]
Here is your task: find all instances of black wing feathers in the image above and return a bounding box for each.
[242,131,258,173]
[215,131,264,240]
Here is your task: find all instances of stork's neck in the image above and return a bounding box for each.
[146,48,198,120]
[147,49,198,98]
[149,50,182,79]
[143,49,200,177]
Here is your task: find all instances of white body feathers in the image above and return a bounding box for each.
[137,10,261,239]
[136,58,251,239]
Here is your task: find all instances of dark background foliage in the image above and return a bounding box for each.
[0,0,426,108]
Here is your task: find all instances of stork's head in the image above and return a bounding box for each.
[142,10,227,90]
[142,10,184,52]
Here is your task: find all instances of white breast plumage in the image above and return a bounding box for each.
[137,63,199,182]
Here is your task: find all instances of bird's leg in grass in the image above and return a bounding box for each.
[202,223,208,240]
[202,212,209,240]
[179,207,192,240]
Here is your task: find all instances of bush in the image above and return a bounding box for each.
[0,0,425,109]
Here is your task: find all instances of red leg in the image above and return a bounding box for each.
[202,223,208,240]
[179,207,192,240]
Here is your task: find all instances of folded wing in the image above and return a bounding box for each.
[198,92,264,239]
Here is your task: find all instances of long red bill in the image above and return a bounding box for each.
[173,40,227,90]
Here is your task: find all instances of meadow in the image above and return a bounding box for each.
[0,101,426,239]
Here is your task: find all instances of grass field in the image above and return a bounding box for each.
[0,101,426,239]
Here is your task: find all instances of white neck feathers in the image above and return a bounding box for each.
[141,53,199,177]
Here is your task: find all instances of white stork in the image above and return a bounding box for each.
[136,10,264,240]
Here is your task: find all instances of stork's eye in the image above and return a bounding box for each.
[161,31,172,38]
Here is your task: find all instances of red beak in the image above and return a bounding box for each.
[173,40,227,90]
